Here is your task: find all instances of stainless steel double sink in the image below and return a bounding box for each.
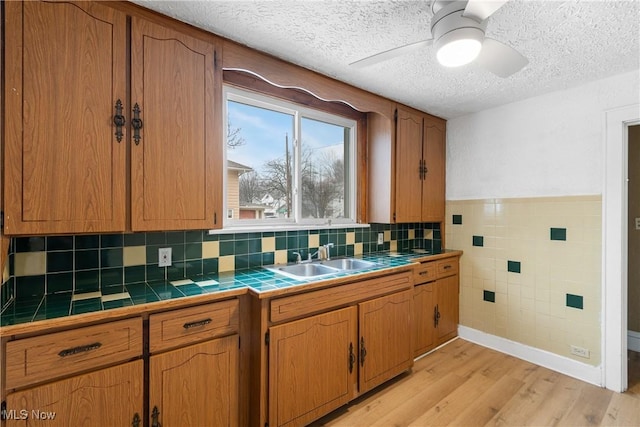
[265,258,381,280]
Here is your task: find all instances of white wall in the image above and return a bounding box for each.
[447,70,640,200]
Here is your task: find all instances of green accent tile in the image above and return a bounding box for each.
[146,281,185,300]
[234,240,249,255]
[101,248,123,267]
[566,294,583,309]
[16,275,46,299]
[75,270,99,293]
[47,251,73,273]
[219,233,235,241]
[248,253,262,268]
[47,236,73,251]
[124,233,146,246]
[453,214,462,225]
[146,245,159,264]
[219,241,235,256]
[103,298,134,310]
[298,235,309,248]
[203,232,219,241]
[75,235,100,249]
[262,252,275,265]
[551,228,567,241]
[124,266,146,284]
[483,290,495,303]
[235,255,249,270]
[146,265,164,281]
[472,236,484,247]
[167,231,185,244]
[170,244,185,262]
[346,245,355,256]
[275,237,287,250]
[248,239,262,254]
[47,272,73,294]
[167,264,184,281]
[101,268,123,286]
[71,298,102,315]
[101,284,127,295]
[185,260,203,277]
[15,237,45,252]
[75,250,99,270]
[126,283,160,304]
[146,232,166,245]
[507,260,521,274]
[33,293,72,321]
[101,234,123,248]
[203,258,219,274]
[185,231,203,243]
[185,243,202,260]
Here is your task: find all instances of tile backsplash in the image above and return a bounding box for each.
[1,223,441,307]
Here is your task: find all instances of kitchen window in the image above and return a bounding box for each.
[223,86,358,228]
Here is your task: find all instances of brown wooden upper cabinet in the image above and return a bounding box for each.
[395,106,446,223]
[3,1,222,235]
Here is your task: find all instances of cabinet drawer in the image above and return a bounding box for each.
[437,258,458,278]
[149,299,239,353]
[414,262,437,284]
[5,318,142,390]
[270,271,412,323]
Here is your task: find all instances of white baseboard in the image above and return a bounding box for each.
[458,325,603,387]
[628,330,640,352]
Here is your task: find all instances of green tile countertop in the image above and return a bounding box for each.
[0,250,460,330]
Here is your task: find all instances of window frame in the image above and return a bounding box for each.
[223,85,358,229]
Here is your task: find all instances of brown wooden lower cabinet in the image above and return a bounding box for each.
[5,360,143,427]
[269,307,358,427]
[413,256,460,358]
[149,334,239,427]
[267,287,414,427]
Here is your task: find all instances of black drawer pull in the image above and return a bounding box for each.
[183,318,212,330]
[443,265,452,270]
[58,342,102,357]
[419,271,429,275]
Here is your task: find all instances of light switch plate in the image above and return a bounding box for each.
[377,233,384,245]
[636,218,640,230]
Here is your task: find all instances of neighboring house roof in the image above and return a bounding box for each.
[227,160,253,174]
[239,204,267,211]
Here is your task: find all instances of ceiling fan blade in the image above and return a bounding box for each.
[462,0,509,22]
[350,39,432,68]
[476,37,528,78]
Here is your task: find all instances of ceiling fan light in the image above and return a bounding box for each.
[435,28,484,68]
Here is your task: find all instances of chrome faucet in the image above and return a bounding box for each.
[292,251,303,264]
[323,243,334,260]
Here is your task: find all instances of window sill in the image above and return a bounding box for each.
[208,223,371,235]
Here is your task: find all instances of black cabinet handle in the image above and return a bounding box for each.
[58,342,102,358]
[132,103,143,145]
[349,342,355,373]
[113,99,125,143]
[434,305,439,327]
[151,406,161,427]
[183,318,212,330]
[132,413,141,427]
[360,337,367,367]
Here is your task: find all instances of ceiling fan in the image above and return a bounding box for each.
[350,0,528,78]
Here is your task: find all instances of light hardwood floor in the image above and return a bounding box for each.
[310,339,640,426]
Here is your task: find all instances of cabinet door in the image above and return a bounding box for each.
[394,107,424,223]
[131,17,222,231]
[413,282,437,357]
[4,1,127,234]
[436,274,459,343]
[149,335,238,427]
[422,116,446,222]
[359,290,413,394]
[5,360,143,427]
[269,306,357,427]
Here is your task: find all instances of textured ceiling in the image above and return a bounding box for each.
[132,0,640,119]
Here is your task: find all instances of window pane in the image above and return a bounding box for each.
[300,117,349,219]
[227,100,294,220]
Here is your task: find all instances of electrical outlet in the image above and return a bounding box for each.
[158,247,172,267]
[570,345,590,359]
[377,233,384,245]
[636,217,640,230]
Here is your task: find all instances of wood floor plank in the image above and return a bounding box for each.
[311,339,640,427]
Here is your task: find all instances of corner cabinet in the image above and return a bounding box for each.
[395,107,446,223]
[413,255,460,358]
[3,1,222,235]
